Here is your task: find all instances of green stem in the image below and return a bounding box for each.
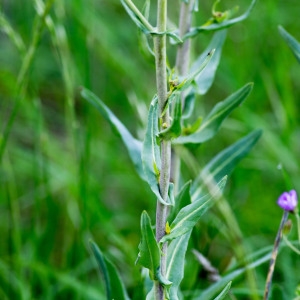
[123,0,155,32]
[264,210,289,300]
[171,0,195,192]
[153,0,169,299]
[0,0,55,163]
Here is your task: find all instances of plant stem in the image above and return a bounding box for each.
[153,0,169,298]
[123,0,155,32]
[264,210,289,300]
[171,0,195,191]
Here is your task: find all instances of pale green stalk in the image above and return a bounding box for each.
[153,0,169,299]
[171,0,195,191]
[123,0,155,32]
[264,210,289,300]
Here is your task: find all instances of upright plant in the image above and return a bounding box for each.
[81,0,264,299]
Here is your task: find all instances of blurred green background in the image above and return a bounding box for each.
[0,0,299,299]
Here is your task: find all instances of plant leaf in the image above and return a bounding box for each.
[120,0,153,34]
[166,231,192,300]
[90,241,130,300]
[136,211,161,280]
[278,26,300,63]
[213,281,232,300]
[175,50,215,93]
[168,180,191,223]
[142,98,171,205]
[182,91,196,119]
[174,83,253,145]
[160,176,227,243]
[192,30,227,95]
[184,0,257,40]
[80,88,145,180]
[191,130,262,201]
[158,93,182,140]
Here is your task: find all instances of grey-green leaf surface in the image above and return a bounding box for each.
[80,88,145,180]
[160,176,227,243]
[90,241,130,300]
[175,50,215,93]
[182,91,195,119]
[278,26,300,64]
[136,211,161,280]
[174,83,253,145]
[168,180,191,223]
[192,30,227,95]
[184,0,257,40]
[191,130,262,201]
[143,98,170,205]
[158,93,182,140]
[213,282,232,300]
[166,231,192,300]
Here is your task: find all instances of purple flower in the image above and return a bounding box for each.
[277,190,298,212]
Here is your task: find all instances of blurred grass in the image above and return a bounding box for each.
[0,0,300,299]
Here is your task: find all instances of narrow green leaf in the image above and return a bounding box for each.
[80,88,145,180]
[120,0,154,33]
[278,26,300,63]
[0,12,25,54]
[182,91,195,119]
[158,93,182,140]
[184,0,257,40]
[136,211,161,280]
[166,231,192,300]
[142,98,170,205]
[121,0,182,43]
[175,83,253,145]
[105,258,131,300]
[90,241,130,300]
[89,241,111,300]
[160,177,227,243]
[213,282,232,300]
[192,30,227,95]
[175,50,215,93]
[191,130,262,201]
[168,181,191,223]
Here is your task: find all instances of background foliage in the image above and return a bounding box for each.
[0,0,299,299]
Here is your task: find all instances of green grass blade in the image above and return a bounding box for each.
[193,251,270,300]
[278,26,300,64]
[213,282,232,300]
[80,88,145,180]
[90,241,111,300]
[104,258,131,300]
[0,12,25,54]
